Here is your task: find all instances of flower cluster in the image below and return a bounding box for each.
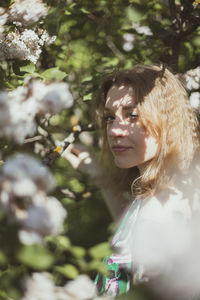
[122,33,135,52]
[0,79,73,143]
[0,29,56,64]
[122,23,152,52]
[9,0,48,27]
[182,67,200,111]
[22,273,98,300]
[132,22,153,36]
[189,91,200,111]
[183,66,200,91]
[0,154,67,244]
[0,7,8,37]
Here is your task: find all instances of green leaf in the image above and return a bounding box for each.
[80,8,90,14]
[81,76,93,83]
[57,236,71,250]
[70,246,86,258]
[41,68,67,80]
[89,242,111,259]
[126,6,144,22]
[68,178,85,193]
[83,93,93,101]
[19,62,35,74]
[17,245,54,270]
[55,264,79,279]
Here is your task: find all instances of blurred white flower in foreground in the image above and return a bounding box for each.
[122,33,135,52]
[64,275,97,300]
[0,154,66,243]
[0,79,73,143]
[30,80,74,115]
[9,0,48,26]
[132,22,153,36]
[0,29,56,64]
[183,66,200,91]
[0,7,8,37]
[189,91,200,110]
[22,273,98,300]
[22,272,56,300]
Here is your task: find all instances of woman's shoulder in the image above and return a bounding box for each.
[137,186,195,223]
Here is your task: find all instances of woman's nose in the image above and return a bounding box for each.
[109,120,128,137]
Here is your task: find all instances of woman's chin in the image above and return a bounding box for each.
[114,158,136,169]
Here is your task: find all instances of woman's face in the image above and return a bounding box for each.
[104,84,158,170]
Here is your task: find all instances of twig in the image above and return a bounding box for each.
[42,123,95,166]
[106,36,125,60]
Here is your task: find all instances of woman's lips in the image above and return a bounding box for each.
[112,146,132,153]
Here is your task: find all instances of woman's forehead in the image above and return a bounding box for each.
[105,84,136,110]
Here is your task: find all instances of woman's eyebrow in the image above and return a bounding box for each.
[123,105,136,110]
[104,105,136,112]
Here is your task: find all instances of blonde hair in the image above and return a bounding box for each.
[96,64,200,199]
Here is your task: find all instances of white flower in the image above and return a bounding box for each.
[0,78,73,143]
[123,42,134,52]
[22,273,98,300]
[184,67,200,91]
[30,81,74,115]
[0,30,40,63]
[54,287,71,300]
[39,30,56,46]
[190,92,200,110]
[0,7,8,36]
[9,0,48,26]
[2,154,55,193]
[64,275,97,300]
[21,194,67,236]
[19,230,43,245]
[0,90,36,143]
[0,154,67,242]
[0,29,56,64]
[132,22,153,36]
[123,33,135,43]
[22,272,56,300]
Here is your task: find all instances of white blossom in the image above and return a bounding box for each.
[183,67,200,91]
[123,42,134,52]
[22,273,98,300]
[0,154,66,242]
[0,91,36,144]
[0,154,55,200]
[39,30,56,46]
[21,195,67,236]
[64,275,97,300]
[132,22,153,36]
[189,92,200,110]
[30,80,74,115]
[0,79,73,144]
[0,7,8,37]
[9,0,48,27]
[22,272,56,300]
[122,33,135,52]
[123,33,135,43]
[0,29,56,64]
[19,229,43,245]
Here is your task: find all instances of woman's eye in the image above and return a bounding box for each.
[128,113,138,120]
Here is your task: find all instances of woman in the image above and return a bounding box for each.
[94,64,200,298]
